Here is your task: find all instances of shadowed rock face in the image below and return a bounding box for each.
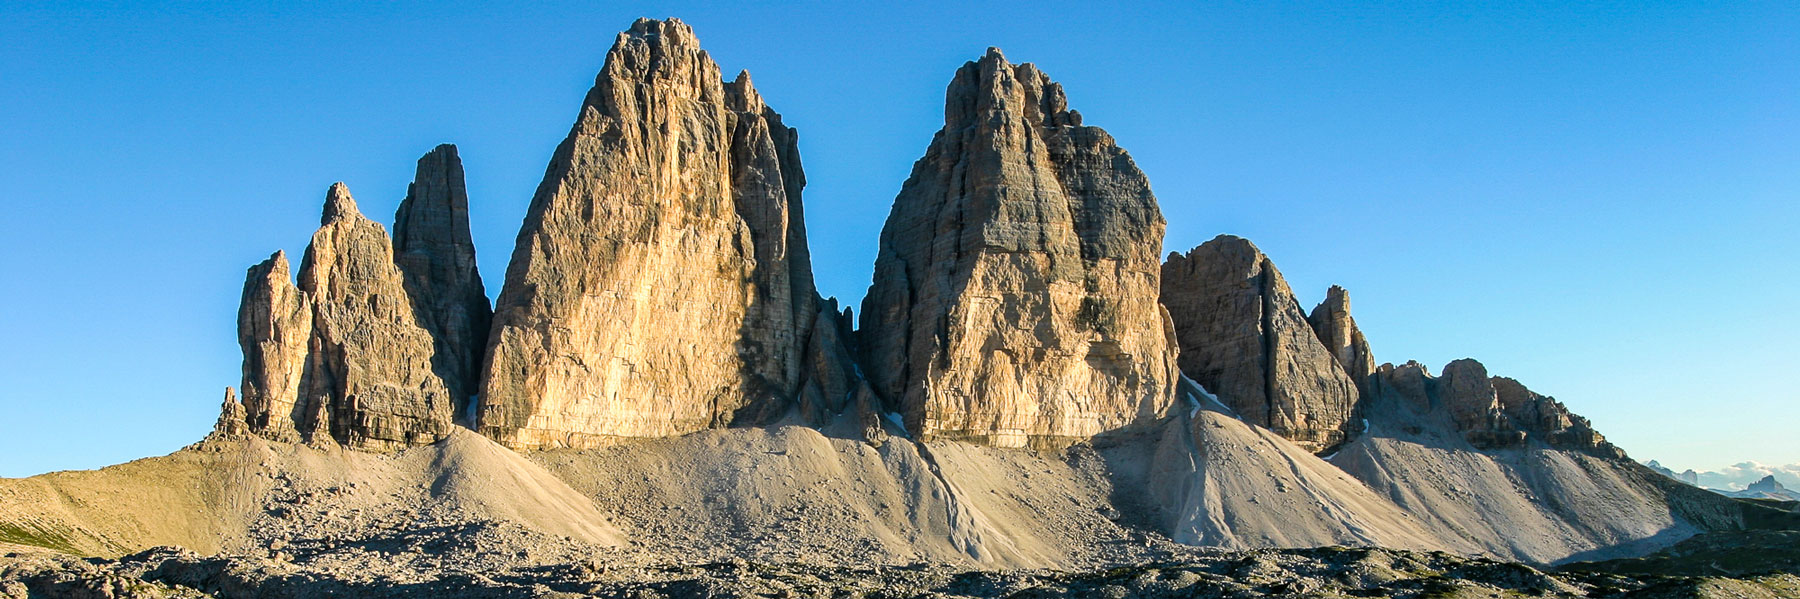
[392,144,491,418]
[477,18,831,449]
[859,48,1179,448]
[1160,236,1361,453]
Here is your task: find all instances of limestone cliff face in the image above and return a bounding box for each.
[1307,285,1376,398]
[859,48,1179,448]
[1160,236,1360,453]
[478,19,829,449]
[393,144,491,417]
[234,180,484,451]
[298,183,457,450]
[236,250,313,442]
[1368,358,1624,457]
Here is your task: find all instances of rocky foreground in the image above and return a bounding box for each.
[7,540,1800,599]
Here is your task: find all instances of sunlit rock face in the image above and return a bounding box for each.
[233,183,461,450]
[859,48,1180,449]
[477,18,836,449]
[1308,285,1376,399]
[1160,236,1361,454]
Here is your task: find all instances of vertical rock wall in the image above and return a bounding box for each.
[859,49,1179,448]
[1160,236,1361,453]
[477,19,831,449]
[393,144,491,419]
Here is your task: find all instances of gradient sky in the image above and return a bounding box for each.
[2,1,1795,477]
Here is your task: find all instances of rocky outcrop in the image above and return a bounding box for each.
[1307,285,1376,397]
[392,144,491,418]
[212,387,248,438]
[478,19,833,449]
[1368,357,1624,457]
[297,183,457,450]
[233,182,472,450]
[235,250,313,442]
[858,48,1179,448]
[1160,236,1361,453]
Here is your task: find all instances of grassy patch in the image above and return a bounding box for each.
[0,521,83,554]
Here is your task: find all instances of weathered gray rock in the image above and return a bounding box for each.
[1308,285,1376,397]
[1160,236,1360,453]
[212,387,248,438]
[1367,357,1624,457]
[231,183,462,450]
[298,183,457,450]
[235,250,312,442]
[478,19,832,449]
[393,144,491,419]
[859,48,1179,448]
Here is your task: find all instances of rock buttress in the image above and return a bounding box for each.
[1160,235,1360,453]
[478,19,828,448]
[232,183,463,450]
[392,143,491,420]
[859,48,1179,448]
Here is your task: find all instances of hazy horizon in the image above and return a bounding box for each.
[2,2,1795,477]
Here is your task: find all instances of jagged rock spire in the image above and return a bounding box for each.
[478,18,834,449]
[233,181,469,450]
[1308,285,1376,398]
[296,182,456,449]
[393,144,491,417]
[236,250,312,442]
[859,48,1179,448]
[1160,235,1361,453]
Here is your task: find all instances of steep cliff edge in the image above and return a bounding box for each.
[858,48,1179,448]
[1159,236,1361,453]
[477,18,840,449]
[232,181,475,450]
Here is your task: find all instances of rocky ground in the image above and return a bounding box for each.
[7,541,1800,599]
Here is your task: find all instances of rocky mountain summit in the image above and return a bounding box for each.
[475,18,846,449]
[231,180,474,450]
[14,15,1794,599]
[859,48,1180,448]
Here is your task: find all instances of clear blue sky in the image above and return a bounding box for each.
[2,1,1795,477]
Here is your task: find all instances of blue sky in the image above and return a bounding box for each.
[1,1,1795,477]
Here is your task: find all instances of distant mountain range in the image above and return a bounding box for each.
[1645,460,1800,499]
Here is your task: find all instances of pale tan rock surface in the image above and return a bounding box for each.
[212,387,248,438]
[1307,285,1376,397]
[236,251,313,443]
[296,183,456,450]
[392,144,491,417]
[1159,236,1360,453]
[858,48,1179,448]
[1331,358,1655,563]
[232,183,462,451]
[1369,357,1624,456]
[478,19,831,449]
